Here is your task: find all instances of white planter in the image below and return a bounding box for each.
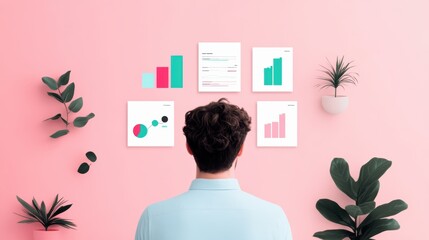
[321,96,349,114]
[33,229,59,240]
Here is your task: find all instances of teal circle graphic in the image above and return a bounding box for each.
[152,120,159,127]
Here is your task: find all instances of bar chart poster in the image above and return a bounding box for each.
[252,48,293,92]
[198,42,241,92]
[257,101,297,147]
[142,55,183,89]
[127,101,174,147]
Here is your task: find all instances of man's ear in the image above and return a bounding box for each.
[186,143,193,155]
[237,145,244,157]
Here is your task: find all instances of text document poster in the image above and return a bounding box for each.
[198,42,241,92]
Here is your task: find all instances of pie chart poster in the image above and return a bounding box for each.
[127,101,174,147]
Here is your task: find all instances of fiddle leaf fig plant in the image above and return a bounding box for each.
[314,157,408,240]
[316,56,359,97]
[42,71,95,138]
[16,194,76,231]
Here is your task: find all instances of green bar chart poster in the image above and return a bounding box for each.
[252,48,293,92]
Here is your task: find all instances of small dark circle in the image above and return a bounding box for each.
[161,116,168,123]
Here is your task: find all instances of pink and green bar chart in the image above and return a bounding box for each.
[142,55,183,88]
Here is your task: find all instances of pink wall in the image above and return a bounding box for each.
[1,0,428,239]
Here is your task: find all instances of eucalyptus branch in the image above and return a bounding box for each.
[42,70,95,138]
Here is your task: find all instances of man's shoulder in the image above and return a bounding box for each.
[144,192,189,214]
[145,190,284,216]
[238,191,285,214]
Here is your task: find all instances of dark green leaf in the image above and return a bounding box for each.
[61,82,75,103]
[47,194,59,219]
[68,97,83,113]
[330,158,357,200]
[40,201,47,224]
[73,113,95,128]
[58,71,71,86]
[42,77,58,90]
[360,219,400,240]
[86,151,97,162]
[78,162,90,174]
[18,219,38,224]
[357,158,392,190]
[21,210,42,223]
[40,201,46,216]
[316,199,355,229]
[345,205,362,219]
[357,181,380,205]
[360,200,408,229]
[50,196,66,219]
[359,201,376,215]
[51,204,72,218]
[314,229,355,240]
[16,196,41,220]
[49,218,76,229]
[32,198,40,213]
[44,113,61,121]
[47,92,64,103]
[15,212,34,220]
[50,129,69,138]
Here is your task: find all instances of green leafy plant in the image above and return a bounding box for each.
[314,158,408,240]
[42,70,95,138]
[16,194,76,231]
[316,56,359,97]
[78,151,98,174]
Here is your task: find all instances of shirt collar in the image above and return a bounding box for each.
[189,178,241,190]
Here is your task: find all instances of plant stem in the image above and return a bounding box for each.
[355,216,358,238]
[335,87,337,97]
[57,88,70,128]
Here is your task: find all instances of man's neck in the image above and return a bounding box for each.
[196,169,235,179]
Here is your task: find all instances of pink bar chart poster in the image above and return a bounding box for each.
[257,101,297,147]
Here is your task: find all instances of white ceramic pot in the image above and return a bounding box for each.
[33,229,59,240]
[321,95,349,114]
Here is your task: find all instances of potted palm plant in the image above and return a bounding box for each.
[317,56,358,114]
[16,194,76,240]
[314,157,408,240]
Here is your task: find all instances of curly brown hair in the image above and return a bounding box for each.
[183,98,251,173]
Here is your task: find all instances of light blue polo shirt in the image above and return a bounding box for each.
[135,178,292,240]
